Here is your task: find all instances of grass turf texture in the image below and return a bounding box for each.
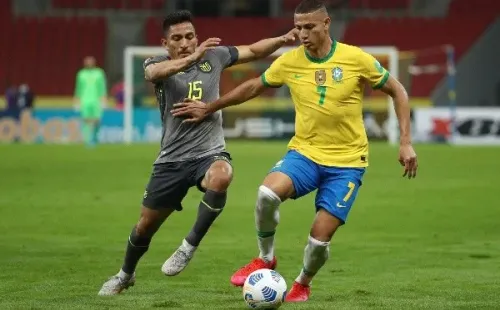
[1,141,499,309]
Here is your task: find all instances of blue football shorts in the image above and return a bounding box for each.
[269,150,366,224]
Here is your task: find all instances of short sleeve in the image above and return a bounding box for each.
[143,55,168,70]
[143,55,169,82]
[261,55,285,88]
[359,50,390,89]
[211,46,239,68]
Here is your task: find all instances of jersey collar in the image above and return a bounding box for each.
[304,40,337,64]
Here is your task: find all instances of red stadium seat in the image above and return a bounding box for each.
[0,0,11,18]
[283,0,302,12]
[146,17,292,47]
[349,0,410,9]
[3,16,107,95]
[52,0,165,10]
[449,0,500,16]
[93,0,123,10]
[52,0,90,9]
[343,16,494,96]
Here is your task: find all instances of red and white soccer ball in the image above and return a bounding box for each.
[243,268,287,309]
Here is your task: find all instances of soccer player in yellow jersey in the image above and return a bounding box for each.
[172,0,418,302]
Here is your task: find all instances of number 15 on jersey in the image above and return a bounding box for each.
[188,81,203,100]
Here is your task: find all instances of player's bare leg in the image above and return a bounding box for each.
[98,206,174,296]
[286,209,341,302]
[230,172,295,286]
[162,160,233,276]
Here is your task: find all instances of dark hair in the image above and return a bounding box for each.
[295,0,327,14]
[162,10,194,33]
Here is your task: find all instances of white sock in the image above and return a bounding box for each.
[181,238,197,255]
[118,269,132,279]
[255,185,281,263]
[295,235,330,286]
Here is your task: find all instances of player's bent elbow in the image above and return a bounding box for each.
[144,67,155,81]
[144,65,165,82]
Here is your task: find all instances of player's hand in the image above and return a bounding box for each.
[192,37,221,62]
[399,143,418,179]
[171,98,209,124]
[280,29,299,43]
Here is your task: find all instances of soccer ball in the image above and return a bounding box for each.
[243,268,287,309]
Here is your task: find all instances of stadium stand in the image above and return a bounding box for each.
[448,0,500,15]
[3,15,106,95]
[283,0,302,13]
[349,0,411,9]
[343,15,495,96]
[145,17,291,46]
[52,0,165,10]
[2,0,498,97]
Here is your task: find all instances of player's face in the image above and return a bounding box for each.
[162,22,198,59]
[84,56,96,68]
[294,11,330,50]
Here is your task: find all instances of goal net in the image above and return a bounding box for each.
[124,46,399,144]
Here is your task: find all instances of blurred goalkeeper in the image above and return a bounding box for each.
[98,10,297,296]
[171,0,418,302]
[74,56,107,146]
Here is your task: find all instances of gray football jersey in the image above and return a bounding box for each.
[144,46,238,163]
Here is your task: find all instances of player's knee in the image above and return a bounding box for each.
[206,165,233,192]
[210,173,232,192]
[262,173,295,201]
[257,185,282,209]
[256,186,281,230]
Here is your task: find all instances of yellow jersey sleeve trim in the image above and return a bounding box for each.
[260,73,282,88]
[373,71,390,90]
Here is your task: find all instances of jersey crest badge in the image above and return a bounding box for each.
[332,67,343,83]
[198,61,212,73]
[315,70,326,85]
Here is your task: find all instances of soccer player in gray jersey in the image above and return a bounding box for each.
[98,10,298,296]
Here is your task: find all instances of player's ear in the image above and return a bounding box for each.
[324,17,331,29]
[161,38,170,52]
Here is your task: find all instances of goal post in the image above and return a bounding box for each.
[124,45,399,144]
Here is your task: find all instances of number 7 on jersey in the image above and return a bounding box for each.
[317,85,326,105]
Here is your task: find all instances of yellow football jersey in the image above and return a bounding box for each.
[261,41,389,167]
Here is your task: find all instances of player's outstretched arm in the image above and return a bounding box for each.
[171,77,267,123]
[145,38,221,82]
[380,76,418,179]
[234,29,298,65]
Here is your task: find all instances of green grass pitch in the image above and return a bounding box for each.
[1,141,499,309]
